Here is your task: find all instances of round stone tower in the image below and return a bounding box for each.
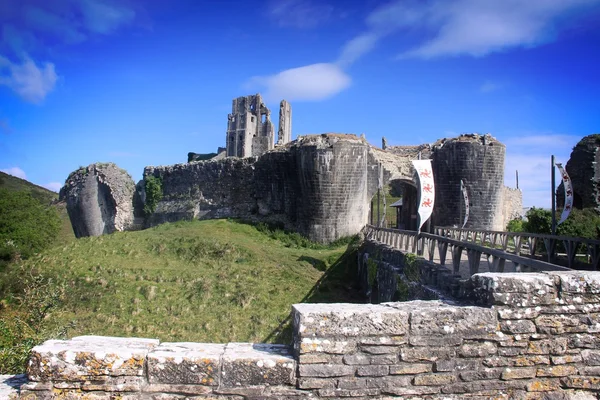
[431,134,506,230]
[293,134,369,243]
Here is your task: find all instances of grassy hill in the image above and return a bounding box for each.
[0,219,360,372]
[0,171,74,247]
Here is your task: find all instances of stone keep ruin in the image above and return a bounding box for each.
[60,95,522,243]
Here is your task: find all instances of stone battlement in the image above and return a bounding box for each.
[16,270,600,399]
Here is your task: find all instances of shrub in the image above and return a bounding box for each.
[523,207,600,239]
[0,269,71,374]
[506,217,524,232]
[144,176,163,216]
[0,189,60,262]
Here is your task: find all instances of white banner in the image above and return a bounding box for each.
[556,162,573,225]
[412,160,435,231]
[461,179,469,229]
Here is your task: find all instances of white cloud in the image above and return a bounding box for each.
[42,182,62,192]
[0,55,57,103]
[267,0,333,29]
[502,133,580,208]
[480,81,502,93]
[247,63,351,102]
[1,166,27,180]
[336,0,598,65]
[79,0,136,35]
[337,33,380,67]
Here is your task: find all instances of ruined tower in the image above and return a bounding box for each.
[277,100,292,146]
[226,94,275,158]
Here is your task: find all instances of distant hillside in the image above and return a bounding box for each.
[0,171,75,247]
[0,171,58,204]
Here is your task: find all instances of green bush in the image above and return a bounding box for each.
[506,217,524,232]
[0,189,60,262]
[522,207,600,239]
[144,176,163,216]
[0,269,71,374]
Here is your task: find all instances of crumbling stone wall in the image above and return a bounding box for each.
[501,186,523,229]
[59,163,136,237]
[557,134,600,212]
[146,134,396,243]
[19,269,600,399]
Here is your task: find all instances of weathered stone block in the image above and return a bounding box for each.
[299,338,356,354]
[525,379,561,392]
[317,387,380,397]
[527,338,567,355]
[221,343,295,387]
[27,336,158,381]
[408,303,497,337]
[143,383,213,395]
[434,358,479,372]
[147,342,224,385]
[409,334,462,346]
[389,363,432,375]
[562,376,600,389]
[297,378,335,389]
[500,319,536,334]
[551,354,582,365]
[341,354,369,365]
[459,341,497,357]
[568,333,600,349]
[549,271,600,294]
[400,346,455,362]
[442,379,527,394]
[497,306,540,320]
[472,273,556,294]
[535,365,578,377]
[356,365,388,377]
[336,377,367,389]
[501,367,537,380]
[298,364,355,378]
[460,368,503,381]
[368,354,397,365]
[581,349,600,365]
[413,373,456,386]
[360,345,400,355]
[535,315,589,335]
[299,353,342,364]
[292,303,408,338]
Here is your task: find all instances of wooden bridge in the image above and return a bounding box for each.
[364,225,600,277]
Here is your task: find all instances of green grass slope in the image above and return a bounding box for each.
[0,171,75,247]
[1,219,360,349]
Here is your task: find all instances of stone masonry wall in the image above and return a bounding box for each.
[18,269,600,399]
[501,186,523,229]
[431,134,506,231]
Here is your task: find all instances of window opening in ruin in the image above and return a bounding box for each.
[251,116,255,122]
[261,114,266,124]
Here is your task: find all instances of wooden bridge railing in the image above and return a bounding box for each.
[435,226,600,270]
[363,225,571,277]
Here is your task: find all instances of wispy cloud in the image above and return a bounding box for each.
[0,0,137,103]
[0,56,57,103]
[480,81,502,93]
[246,63,351,102]
[267,0,333,29]
[0,119,11,134]
[336,0,598,65]
[42,181,62,192]
[1,166,27,180]
[502,133,580,208]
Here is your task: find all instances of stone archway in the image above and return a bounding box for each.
[368,179,418,230]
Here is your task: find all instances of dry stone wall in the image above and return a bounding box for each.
[17,268,600,399]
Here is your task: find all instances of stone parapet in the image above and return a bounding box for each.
[16,270,600,399]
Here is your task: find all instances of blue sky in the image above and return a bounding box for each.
[1,0,599,209]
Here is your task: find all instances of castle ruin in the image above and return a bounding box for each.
[225,94,292,158]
